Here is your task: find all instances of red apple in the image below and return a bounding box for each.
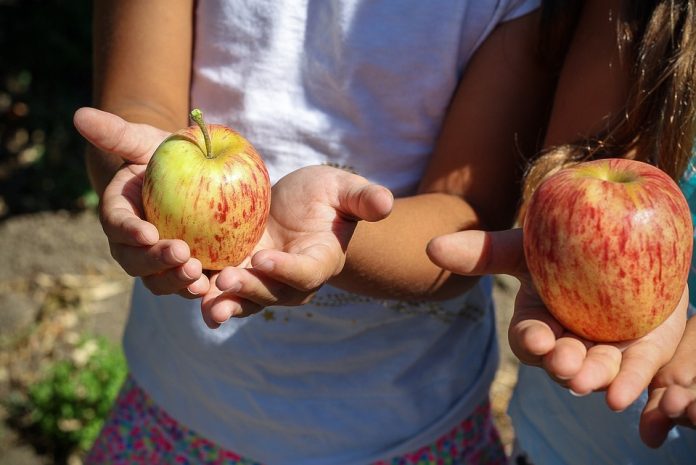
[142,109,271,270]
[523,158,692,342]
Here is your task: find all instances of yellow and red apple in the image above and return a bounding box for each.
[523,158,692,342]
[142,109,270,270]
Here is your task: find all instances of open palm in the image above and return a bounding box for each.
[74,107,211,298]
[75,108,394,328]
[201,165,394,327]
[427,228,688,412]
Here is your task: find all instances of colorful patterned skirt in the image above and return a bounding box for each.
[85,375,506,465]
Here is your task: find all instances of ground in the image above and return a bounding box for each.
[0,210,520,464]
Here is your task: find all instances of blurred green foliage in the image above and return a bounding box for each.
[7,336,127,462]
[0,0,94,219]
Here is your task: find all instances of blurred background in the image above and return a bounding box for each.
[1,1,132,464]
[1,0,94,218]
[0,1,520,464]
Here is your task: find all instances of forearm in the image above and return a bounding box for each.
[328,11,552,301]
[330,192,487,301]
[88,0,193,195]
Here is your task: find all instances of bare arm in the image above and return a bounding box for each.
[205,10,557,322]
[87,0,193,196]
[76,0,211,298]
[541,0,631,147]
[428,0,690,413]
[331,10,556,300]
[89,7,553,303]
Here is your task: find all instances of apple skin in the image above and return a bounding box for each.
[142,121,270,270]
[523,158,693,342]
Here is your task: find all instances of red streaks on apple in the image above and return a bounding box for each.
[523,158,692,342]
[141,109,271,270]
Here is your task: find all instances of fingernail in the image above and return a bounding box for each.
[166,246,185,263]
[229,305,244,317]
[224,282,242,293]
[569,389,590,397]
[188,277,207,295]
[254,260,274,272]
[181,267,193,280]
[138,229,158,245]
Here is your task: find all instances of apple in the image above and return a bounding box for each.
[142,109,271,270]
[523,158,692,342]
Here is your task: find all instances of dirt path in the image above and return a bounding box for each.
[0,210,519,464]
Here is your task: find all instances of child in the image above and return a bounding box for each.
[427,0,696,463]
[75,0,557,463]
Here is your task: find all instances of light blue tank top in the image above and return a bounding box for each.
[509,158,696,465]
[679,157,696,308]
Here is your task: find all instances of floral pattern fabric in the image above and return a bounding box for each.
[86,376,506,465]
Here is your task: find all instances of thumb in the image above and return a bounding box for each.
[337,178,394,222]
[73,107,169,165]
[426,228,527,277]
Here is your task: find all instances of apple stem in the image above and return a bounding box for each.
[190,108,213,159]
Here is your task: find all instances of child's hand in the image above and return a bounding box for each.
[73,107,210,298]
[427,228,688,411]
[640,315,696,448]
[199,165,394,328]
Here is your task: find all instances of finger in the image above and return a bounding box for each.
[216,267,312,307]
[335,177,394,222]
[652,306,696,388]
[200,274,225,328]
[249,247,339,292]
[200,275,263,327]
[660,385,696,421]
[606,323,685,412]
[426,229,527,277]
[101,205,159,247]
[541,334,589,381]
[566,344,622,397]
[141,259,204,296]
[109,240,190,277]
[100,167,158,246]
[508,317,558,366]
[73,107,168,164]
[184,273,211,297]
[205,296,264,323]
[640,387,674,448]
[508,290,565,365]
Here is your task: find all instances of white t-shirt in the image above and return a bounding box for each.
[123,1,539,464]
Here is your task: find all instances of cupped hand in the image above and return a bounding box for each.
[639,315,696,447]
[426,228,688,412]
[73,107,210,297]
[200,165,394,328]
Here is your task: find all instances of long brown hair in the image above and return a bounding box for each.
[522,0,696,212]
